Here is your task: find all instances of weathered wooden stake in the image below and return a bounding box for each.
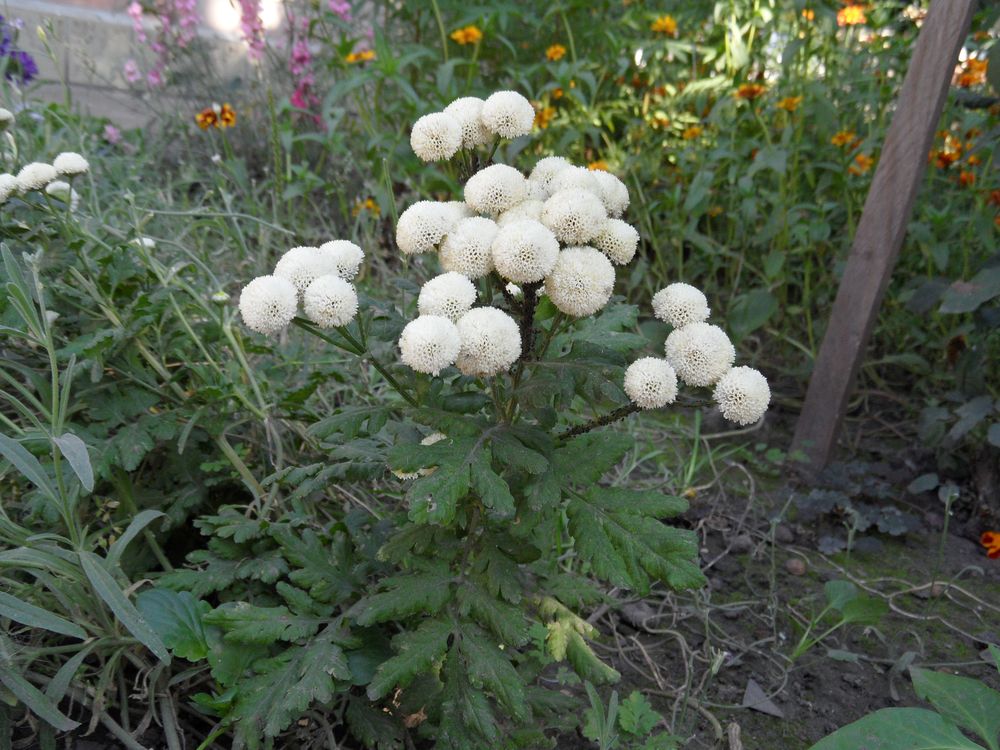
[791,0,975,468]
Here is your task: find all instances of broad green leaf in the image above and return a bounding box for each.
[910,666,1000,750]
[136,589,211,661]
[939,267,1000,314]
[52,433,94,493]
[808,708,984,750]
[0,433,57,500]
[824,581,859,611]
[0,666,79,732]
[0,592,85,639]
[351,571,453,626]
[728,289,778,342]
[839,595,888,626]
[619,691,662,736]
[459,626,529,721]
[106,510,165,567]
[78,551,170,663]
[367,617,453,700]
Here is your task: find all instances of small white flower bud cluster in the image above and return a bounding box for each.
[240,241,365,334]
[407,90,535,163]
[623,281,770,425]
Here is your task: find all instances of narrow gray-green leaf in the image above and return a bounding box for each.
[0,592,86,639]
[45,645,94,702]
[106,510,165,567]
[79,551,170,663]
[52,433,94,492]
[0,433,57,500]
[0,668,79,732]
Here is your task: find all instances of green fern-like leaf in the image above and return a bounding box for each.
[367,617,453,700]
[351,570,454,626]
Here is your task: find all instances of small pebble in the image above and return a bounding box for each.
[730,534,754,553]
[786,558,807,576]
[774,524,795,544]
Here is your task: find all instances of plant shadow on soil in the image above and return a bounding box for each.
[560,410,1000,749]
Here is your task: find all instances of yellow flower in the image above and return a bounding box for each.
[735,83,767,100]
[587,160,609,171]
[450,25,483,45]
[650,113,670,129]
[352,197,381,217]
[847,152,873,175]
[682,124,702,140]
[777,96,803,112]
[534,105,556,129]
[219,102,236,128]
[707,205,723,217]
[802,9,815,21]
[552,87,564,100]
[546,44,567,61]
[837,4,867,26]
[651,15,677,36]
[195,107,217,130]
[345,49,376,63]
[831,129,856,147]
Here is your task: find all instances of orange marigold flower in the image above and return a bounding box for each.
[837,4,867,26]
[981,531,1000,559]
[682,124,703,140]
[552,87,564,100]
[587,160,609,171]
[219,103,236,128]
[956,58,988,88]
[195,107,217,130]
[802,9,815,21]
[534,105,556,129]
[831,129,856,147]
[848,152,873,175]
[450,25,483,45]
[989,189,1000,208]
[651,15,678,36]
[546,44,567,61]
[345,49,376,63]
[777,95,803,112]
[957,170,975,187]
[735,83,767,100]
[967,154,981,166]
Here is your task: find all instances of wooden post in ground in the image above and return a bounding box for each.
[791,0,975,469]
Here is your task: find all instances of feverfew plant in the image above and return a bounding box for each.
[232,90,770,746]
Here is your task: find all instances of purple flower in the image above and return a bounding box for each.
[328,0,352,22]
[4,49,37,84]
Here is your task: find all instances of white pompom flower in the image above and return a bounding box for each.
[440,200,475,225]
[525,180,549,201]
[274,246,339,295]
[15,162,57,192]
[549,165,601,196]
[399,315,461,375]
[497,199,544,227]
[591,170,630,217]
[418,272,478,321]
[665,322,735,387]
[303,275,359,328]
[652,283,710,328]
[396,201,453,255]
[528,156,572,198]
[491,219,560,284]
[439,216,499,278]
[544,246,616,317]
[464,164,527,216]
[594,219,639,265]
[444,96,492,148]
[45,181,80,211]
[481,90,535,139]
[541,188,608,244]
[0,174,17,203]
[53,152,90,177]
[239,275,299,335]
[714,366,771,425]
[624,357,678,410]
[319,240,365,280]
[456,306,522,377]
[410,112,462,162]
[0,109,14,130]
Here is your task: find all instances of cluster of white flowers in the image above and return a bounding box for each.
[407,91,535,164]
[394,91,648,379]
[239,241,365,334]
[623,281,770,425]
[1,151,90,206]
